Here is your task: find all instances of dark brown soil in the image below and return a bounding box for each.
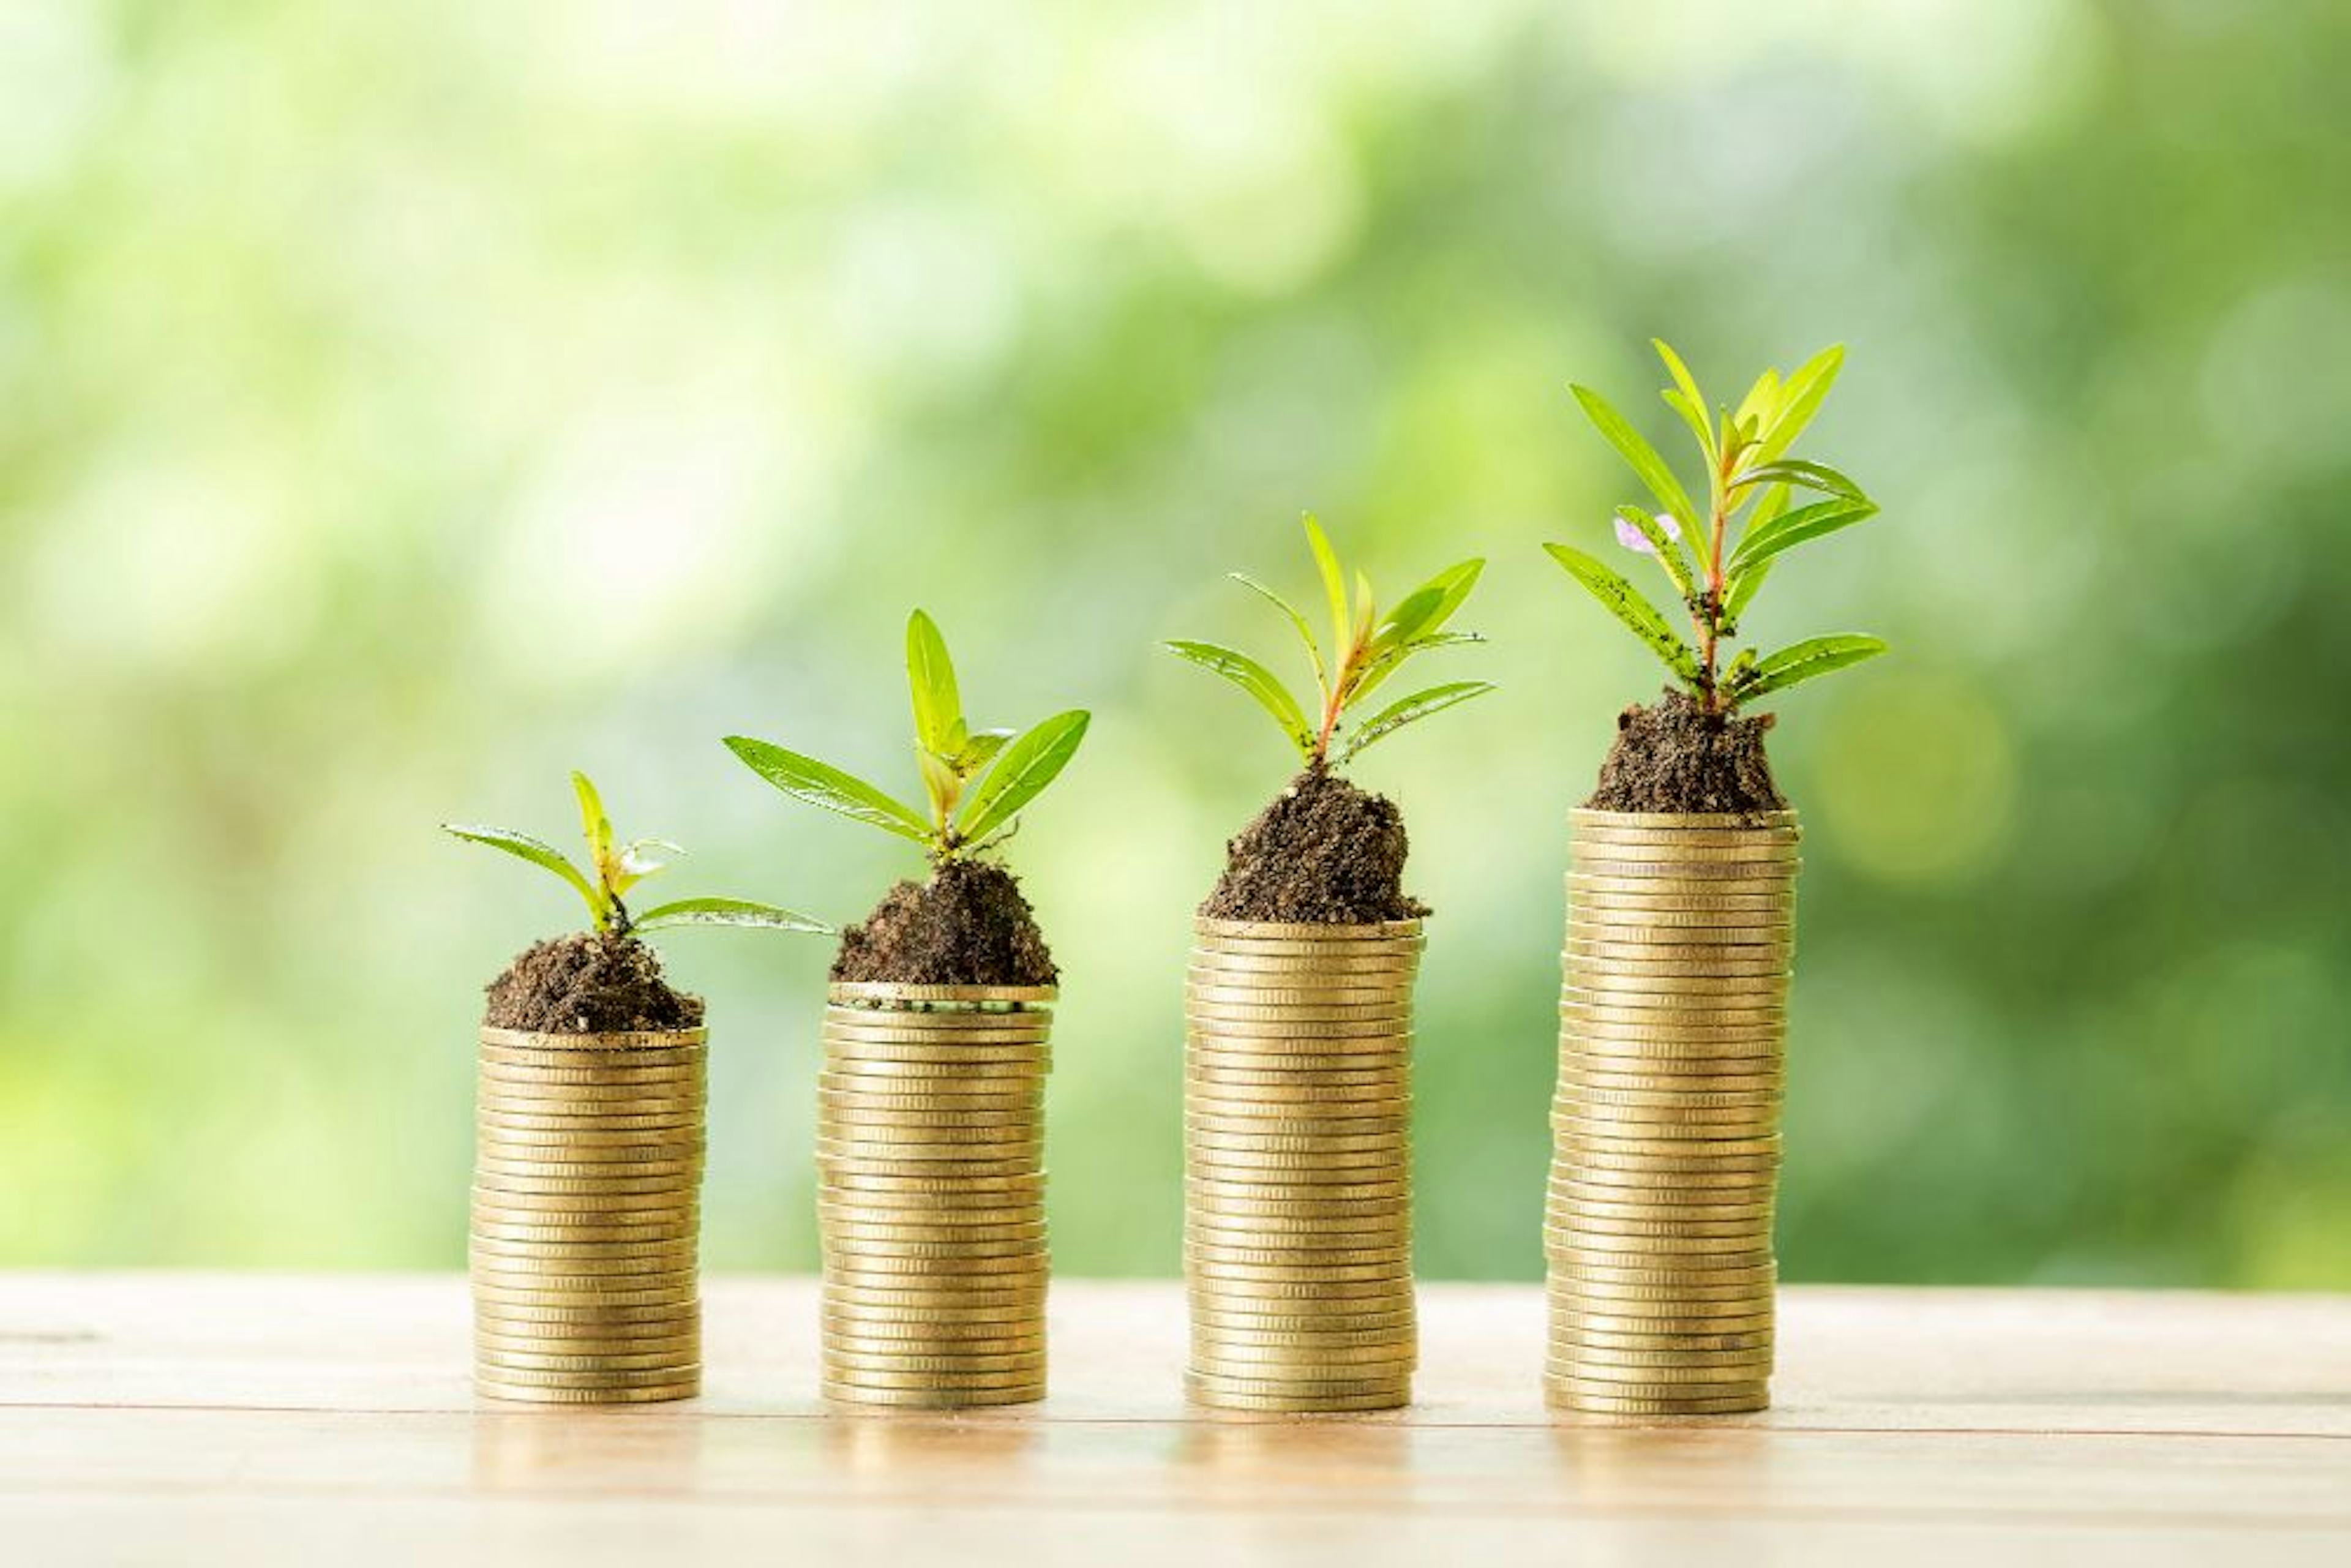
[831,858,1059,986]
[1201,767,1429,925]
[483,932,705,1033]
[1586,688,1787,814]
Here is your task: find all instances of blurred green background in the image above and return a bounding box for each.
[4,0,2347,1288]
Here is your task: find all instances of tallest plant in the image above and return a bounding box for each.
[1538,342,1886,1421]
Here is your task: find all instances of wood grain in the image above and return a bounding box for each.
[4,1276,2349,1566]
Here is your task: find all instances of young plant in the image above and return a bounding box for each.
[1549,342,1887,715]
[444,772,831,939]
[725,610,1090,861]
[1166,515,1494,768]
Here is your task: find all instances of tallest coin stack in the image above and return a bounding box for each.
[1545,808,1799,1416]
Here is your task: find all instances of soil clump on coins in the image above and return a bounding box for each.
[1202,765,1428,925]
[831,858,1059,986]
[484,932,703,1033]
[1586,689,1786,815]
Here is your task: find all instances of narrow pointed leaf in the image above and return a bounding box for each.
[954,728,1014,772]
[1736,367,1782,432]
[958,710,1090,846]
[1652,340,1715,463]
[1728,498,1879,577]
[1340,681,1498,762]
[1166,640,1313,757]
[571,771,613,866]
[1733,634,1888,703]
[1375,559,1484,651]
[632,896,834,936]
[1229,571,1324,683]
[1757,343,1843,463]
[1543,543,1702,685]
[1723,557,1773,624]
[905,610,962,757]
[1353,628,1484,707]
[1302,514,1351,655]
[1616,506,1695,602]
[1571,384,1700,535]
[443,823,602,919]
[1733,457,1868,501]
[724,737,931,843]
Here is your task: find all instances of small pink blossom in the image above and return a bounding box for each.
[1613,511,1680,555]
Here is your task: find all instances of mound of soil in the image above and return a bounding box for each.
[1586,689,1787,814]
[1202,767,1428,925]
[831,858,1059,986]
[484,932,704,1033]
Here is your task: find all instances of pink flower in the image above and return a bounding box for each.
[1613,511,1680,555]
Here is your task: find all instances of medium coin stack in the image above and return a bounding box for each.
[817,981,1053,1408]
[1184,917,1422,1412]
[471,1025,707,1403]
[1546,809,1798,1416]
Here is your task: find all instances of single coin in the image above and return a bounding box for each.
[1186,1154,1407,1182]
[1545,1354,1777,1388]
[1565,971,1794,1002]
[822,1041,1053,1067]
[819,1057,1048,1084]
[1547,1187,1775,1216]
[1557,1064,1784,1094]
[470,1252,698,1283]
[1189,1312,1416,1341]
[1547,1339,1775,1370]
[472,1355,703,1387]
[1560,1021,1785,1052]
[1562,992,1787,1024]
[1184,1368,1413,1399]
[470,1176,700,1204]
[1186,982,1412,1011]
[1546,1280,1777,1308]
[474,1136,705,1161]
[1563,916,1790,946]
[1187,1108,1408,1136]
[478,1044,703,1074]
[470,1217,699,1245]
[815,1191,1043,1219]
[823,1341,1048,1371]
[1559,1081,1784,1109]
[1187,1075,1411,1102]
[822,1244,1044,1273]
[475,1101,703,1128]
[1550,1321,1772,1351]
[815,1142,1040,1168]
[471,1277,700,1308]
[821,1303,1043,1331]
[1552,1098,1779,1127]
[1188,1050,1414,1076]
[471,1167,701,1194]
[1188,1221,1411,1250]
[822,1015,1053,1041]
[816,1114,1041,1141]
[1185,1384,1408,1412]
[1187,1067,1411,1092]
[825,1237,1049,1264]
[824,1336,1049,1363]
[476,1084,706,1112]
[477,1060,703,1087]
[1540,1226,1769,1256]
[1567,891,1798,920]
[1191,955,1422,981]
[1547,1197,1773,1226]
[820,1169,1044,1194]
[820,1382,1043,1409]
[1556,1128,1781,1155]
[1186,1189,1411,1217]
[1185,1123,1408,1149]
[1187,1016,1417,1042]
[1187,1000,1415,1028]
[1185,1276,1413,1304]
[820,1364,1049,1392]
[829,982,1056,1005]
[477,1378,701,1405]
[819,1084,1042,1109]
[823,1266,1048,1294]
[1186,1244,1410,1275]
[1569,868,1796,893]
[1544,1213,1771,1243]
[1549,1300,1774,1330]
[823,1212,1047,1239]
[474,1345,702,1375]
[1569,828,1801,854]
[1543,1386,1767,1416]
[474,1304,700,1332]
[473,1334,700,1362]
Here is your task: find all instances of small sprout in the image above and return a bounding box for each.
[443,771,831,939]
[726,609,1091,862]
[1167,514,1496,768]
[1550,340,1887,713]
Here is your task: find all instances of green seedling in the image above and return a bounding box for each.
[726,610,1090,861]
[1166,514,1494,767]
[444,772,830,939]
[1550,341,1887,713]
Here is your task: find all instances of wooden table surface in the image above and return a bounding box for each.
[6,1275,2350,1565]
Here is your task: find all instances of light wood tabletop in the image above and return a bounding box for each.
[5,1275,2349,1565]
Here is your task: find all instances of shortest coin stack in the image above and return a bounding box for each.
[1546,809,1798,1417]
[1185,917,1422,1413]
[471,1025,707,1404]
[817,983,1054,1409]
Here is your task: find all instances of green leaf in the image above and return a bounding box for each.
[1166,640,1313,758]
[1339,680,1497,762]
[905,609,962,757]
[613,837,680,895]
[954,728,1014,772]
[1723,556,1773,624]
[917,746,961,827]
[1616,506,1694,602]
[1542,542,1702,685]
[632,896,834,936]
[1652,340,1715,463]
[443,823,603,921]
[1756,343,1843,463]
[1229,571,1324,684]
[1571,384,1700,536]
[958,710,1091,847]
[571,770,613,869]
[724,737,932,844]
[1374,558,1483,650]
[1727,498,1879,577]
[1735,367,1782,433]
[1302,514,1350,656]
[1733,634,1888,703]
[1352,628,1484,707]
[1734,457,1867,501]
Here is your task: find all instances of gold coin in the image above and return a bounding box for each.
[823,1008,1051,1032]
[470,1172,700,1199]
[820,1364,1048,1392]
[474,1135,704,1160]
[474,1354,700,1384]
[1187,1206,1411,1233]
[471,1276,699,1307]
[1187,1086,1410,1112]
[470,1215,698,1243]
[1194,950,1411,973]
[1548,1339,1775,1369]
[1559,1079,1783,1108]
[475,1100,702,1126]
[1562,992,1787,1023]
[822,1043,1053,1068]
[816,1191,1043,1218]
[1190,1311,1415,1340]
[1570,830,1800,856]
[818,1084,1041,1108]
[1563,915,1789,945]
[1548,1300,1774,1330]
[1185,1122,1407,1147]
[825,1237,1049,1264]
[827,1260,1048,1278]
[816,1140,1040,1165]
[1186,984,1412,1013]
[1552,1101,1779,1130]
[476,1082,706,1110]
[1547,1278,1776,1307]
[477,1379,700,1405]
[470,1250,697,1280]
[823,1337,1048,1363]
[824,1341,1047,1370]
[1545,1354,1777,1387]
[1545,1214,1771,1244]
[1565,968,1793,999]
[1188,1050,1414,1077]
[1185,1368,1412,1398]
[474,1345,702,1375]
[1187,1168,1407,1194]
[1187,1240,1409,1269]
[1568,892,1797,920]
[1187,1065,1409,1089]
[1542,1226,1768,1257]
[1185,1384,1408,1412]
[479,1043,703,1072]
[1188,1221,1410,1248]
[820,1382,1042,1409]
[1187,1016,1416,1041]
[1557,1063,1783,1092]
[1185,1273,1411,1301]
[1557,1127,1781,1153]
[1197,916,1423,939]
[822,1301,1043,1329]
[820,1168,1044,1193]
[1187,1109,1408,1136]
[1569,867,1794,892]
[1192,1344,1416,1375]
[473,1332,700,1360]
[1569,806,1797,830]
[823,1289,1047,1318]
[1543,1386,1766,1416]
[828,981,1056,1005]
[1550,1320,1771,1349]
[1186,1155,1405,1182]
[817,1112,1041,1139]
[822,1017,1053,1043]
[819,1055,1047,1082]
[474,1305,699,1334]
[1187,997,1414,1026]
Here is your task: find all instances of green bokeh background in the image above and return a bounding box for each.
[5,0,2347,1286]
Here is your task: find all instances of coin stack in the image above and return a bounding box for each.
[471,1025,707,1403]
[1545,808,1798,1416]
[1184,916,1422,1412]
[816,981,1054,1408]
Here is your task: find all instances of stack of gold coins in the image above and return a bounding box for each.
[816,982,1053,1408]
[1184,917,1422,1412]
[1545,808,1798,1416]
[470,1025,707,1403]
